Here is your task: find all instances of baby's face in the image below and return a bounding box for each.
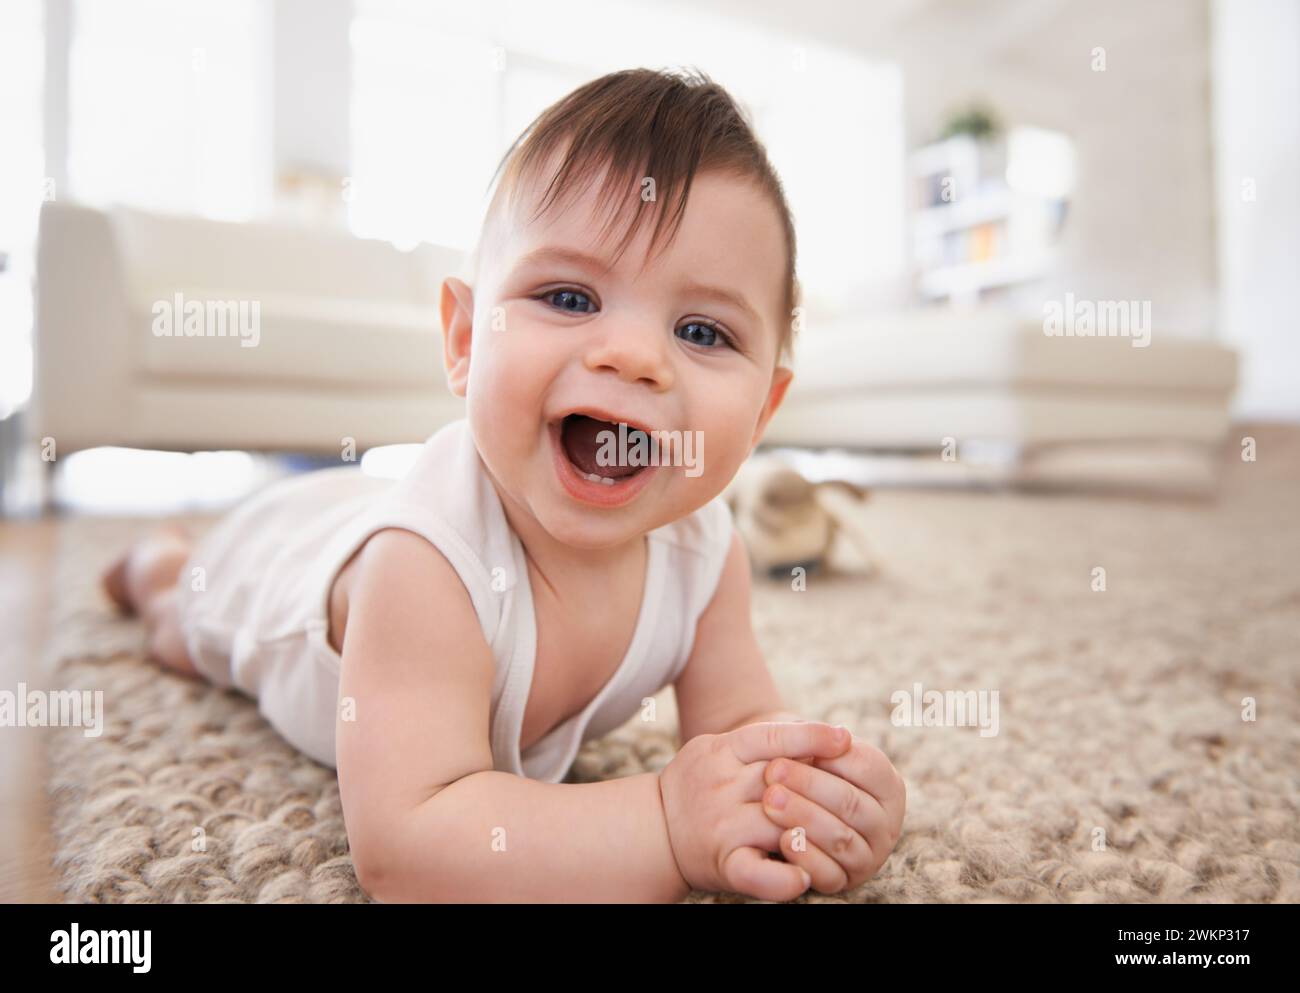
[444,163,792,549]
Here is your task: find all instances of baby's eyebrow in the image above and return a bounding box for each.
[675,278,761,327]
[513,245,762,327]
[513,246,616,277]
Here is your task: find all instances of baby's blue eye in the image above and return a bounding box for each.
[676,321,724,348]
[544,289,595,313]
[539,290,732,350]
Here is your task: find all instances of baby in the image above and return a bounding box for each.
[102,67,905,903]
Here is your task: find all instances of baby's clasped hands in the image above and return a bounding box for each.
[761,729,906,896]
[659,721,904,901]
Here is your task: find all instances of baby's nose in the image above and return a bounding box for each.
[584,327,674,389]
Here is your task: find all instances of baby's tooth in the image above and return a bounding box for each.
[600,476,614,486]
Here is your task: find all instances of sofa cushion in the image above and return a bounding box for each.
[789,310,1237,396]
[112,206,459,306]
[134,288,441,390]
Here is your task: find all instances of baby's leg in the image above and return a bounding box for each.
[102,524,202,679]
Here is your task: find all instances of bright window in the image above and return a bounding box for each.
[348,0,905,312]
[0,0,44,419]
[67,0,267,220]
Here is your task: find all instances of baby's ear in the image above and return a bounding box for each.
[440,277,475,397]
[749,365,794,451]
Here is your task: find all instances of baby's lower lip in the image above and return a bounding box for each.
[547,420,658,508]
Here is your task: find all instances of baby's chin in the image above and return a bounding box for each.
[532,500,667,550]
[534,479,720,550]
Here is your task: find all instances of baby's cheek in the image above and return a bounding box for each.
[471,344,537,414]
[467,390,530,476]
[696,421,751,479]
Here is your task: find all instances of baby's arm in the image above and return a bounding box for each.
[673,528,906,894]
[335,528,688,903]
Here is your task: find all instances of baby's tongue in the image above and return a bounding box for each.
[561,415,642,479]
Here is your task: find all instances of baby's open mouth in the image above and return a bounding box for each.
[559,414,649,484]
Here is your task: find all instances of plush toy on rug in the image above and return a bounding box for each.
[722,454,875,579]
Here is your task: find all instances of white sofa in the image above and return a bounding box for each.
[32,201,1238,490]
[768,309,1237,447]
[33,201,466,455]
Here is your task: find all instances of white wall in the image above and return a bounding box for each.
[680,1,1222,338]
[1212,0,1300,420]
[896,1,1219,339]
[272,0,351,179]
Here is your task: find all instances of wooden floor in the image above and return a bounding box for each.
[0,448,297,902]
[0,516,62,902]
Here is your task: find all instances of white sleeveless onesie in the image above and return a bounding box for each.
[175,417,735,782]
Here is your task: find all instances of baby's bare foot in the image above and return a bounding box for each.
[102,524,203,678]
[101,523,193,616]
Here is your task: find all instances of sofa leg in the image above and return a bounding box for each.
[40,455,58,515]
[0,414,60,519]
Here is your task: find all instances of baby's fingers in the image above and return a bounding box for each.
[728,721,852,765]
[777,829,848,895]
[723,846,811,903]
[813,739,905,811]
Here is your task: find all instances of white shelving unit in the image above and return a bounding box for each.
[910,129,1073,308]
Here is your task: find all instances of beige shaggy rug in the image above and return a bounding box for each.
[43,428,1300,903]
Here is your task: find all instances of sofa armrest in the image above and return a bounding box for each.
[32,200,135,455]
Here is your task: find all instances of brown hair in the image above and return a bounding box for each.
[475,66,800,365]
